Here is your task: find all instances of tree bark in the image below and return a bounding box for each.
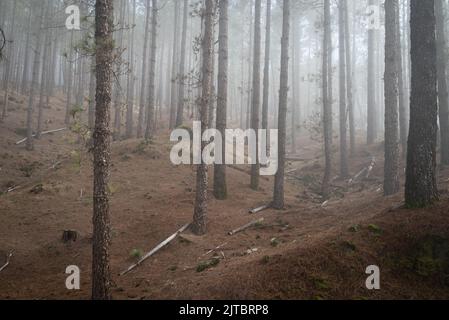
[250,0,262,191]
[125,0,137,139]
[367,0,378,145]
[92,0,114,300]
[344,0,355,156]
[322,0,332,199]
[435,0,449,165]
[25,4,46,151]
[175,0,189,127]
[261,0,271,134]
[384,0,400,196]
[405,0,439,208]
[144,0,158,140]
[338,0,349,178]
[213,0,228,200]
[169,1,180,129]
[137,0,151,138]
[272,0,290,210]
[192,0,214,235]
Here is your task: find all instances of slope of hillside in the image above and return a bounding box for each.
[1,91,448,300]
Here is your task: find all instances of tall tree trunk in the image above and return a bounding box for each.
[397,1,407,158]
[344,0,355,156]
[272,0,290,210]
[384,0,400,196]
[435,0,449,165]
[405,0,439,208]
[37,9,51,138]
[88,57,96,131]
[192,0,214,235]
[113,0,126,141]
[144,0,158,139]
[213,0,228,200]
[1,0,17,121]
[367,0,378,145]
[338,0,349,178]
[175,0,189,127]
[25,4,46,151]
[261,0,271,134]
[250,0,262,191]
[92,0,114,300]
[290,13,299,154]
[65,31,75,125]
[137,0,151,138]
[126,0,137,139]
[20,8,32,94]
[322,0,332,199]
[169,1,180,129]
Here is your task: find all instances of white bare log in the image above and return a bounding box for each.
[249,204,271,214]
[16,127,67,145]
[365,157,376,178]
[120,223,190,276]
[202,242,228,257]
[0,251,13,273]
[228,218,264,236]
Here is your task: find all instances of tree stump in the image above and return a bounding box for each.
[62,230,78,243]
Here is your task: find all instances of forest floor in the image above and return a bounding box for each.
[1,90,449,300]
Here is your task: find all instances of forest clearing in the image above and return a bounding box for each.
[1,0,449,302]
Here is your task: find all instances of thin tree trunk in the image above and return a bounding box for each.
[397,0,407,158]
[65,31,75,125]
[384,0,400,196]
[261,0,271,134]
[144,0,158,140]
[125,0,137,139]
[367,0,378,145]
[213,0,228,200]
[322,0,332,199]
[192,0,214,235]
[92,0,114,301]
[435,0,449,165]
[175,0,189,127]
[20,10,32,94]
[113,0,126,141]
[25,4,46,151]
[169,1,180,129]
[338,0,349,178]
[344,0,355,156]
[250,0,262,191]
[272,0,290,210]
[1,0,17,121]
[137,0,151,138]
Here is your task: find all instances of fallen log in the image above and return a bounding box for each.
[348,157,376,184]
[365,157,376,178]
[348,168,367,184]
[120,223,190,276]
[228,218,264,236]
[249,203,271,214]
[0,251,13,273]
[16,127,67,145]
[202,242,228,257]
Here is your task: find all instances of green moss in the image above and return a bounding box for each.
[313,278,330,290]
[196,257,220,273]
[342,240,357,252]
[392,235,449,281]
[130,249,143,259]
[367,224,383,235]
